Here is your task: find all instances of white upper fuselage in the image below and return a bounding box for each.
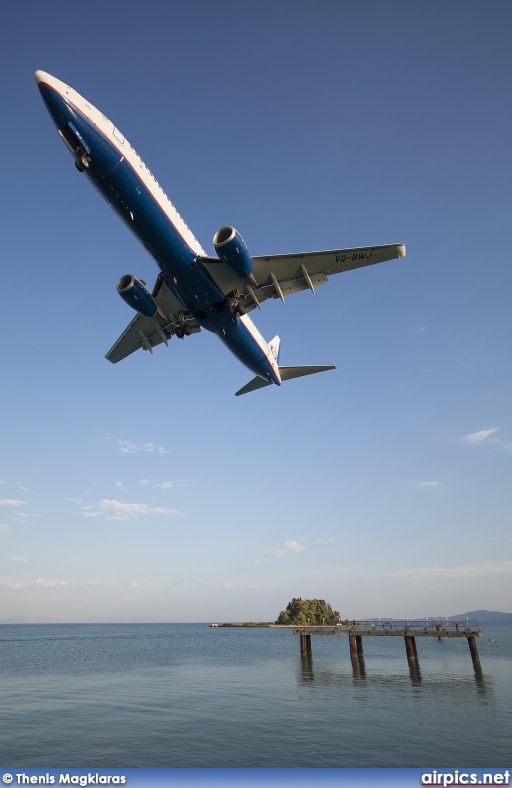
[35,70,282,387]
[35,70,206,256]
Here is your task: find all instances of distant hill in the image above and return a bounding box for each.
[448,610,512,623]
[365,610,512,623]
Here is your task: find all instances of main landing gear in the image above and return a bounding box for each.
[210,297,245,320]
[175,325,192,339]
[174,313,192,339]
[228,299,245,319]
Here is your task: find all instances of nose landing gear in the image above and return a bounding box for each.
[74,146,90,173]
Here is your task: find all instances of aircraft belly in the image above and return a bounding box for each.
[218,320,275,381]
[43,93,200,284]
[90,163,193,278]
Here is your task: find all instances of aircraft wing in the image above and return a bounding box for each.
[200,243,406,311]
[106,274,201,363]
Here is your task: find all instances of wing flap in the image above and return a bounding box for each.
[106,275,200,363]
[199,243,405,310]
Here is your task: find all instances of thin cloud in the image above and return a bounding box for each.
[1,577,146,590]
[154,480,189,490]
[213,582,237,590]
[97,499,179,520]
[389,560,512,582]
[263,540,306,557]
[410,480,441,489]
[170,577,207,587]
[84,579,145,588]
[73,497,179,520]
[8,555,27,563]
[0,499,27,507]
[0,524,9,534]
[461,428,499,444]
[118,440,168,455]
[0,577,70,589]
[114,481,124,489]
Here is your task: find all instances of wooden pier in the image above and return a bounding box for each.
[294,619,482,668]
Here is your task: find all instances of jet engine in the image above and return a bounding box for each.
[213,226,253,278]
[117,274,158,317]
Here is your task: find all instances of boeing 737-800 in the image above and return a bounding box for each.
[35,70,406,395]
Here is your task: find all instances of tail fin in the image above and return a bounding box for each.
[235,364,335,396]
[268,335,281,362]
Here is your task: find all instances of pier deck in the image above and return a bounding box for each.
[294,619,482,665]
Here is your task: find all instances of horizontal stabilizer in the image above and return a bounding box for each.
[235,376,273,397]
[235,364,336,396]
[278,365,336,381]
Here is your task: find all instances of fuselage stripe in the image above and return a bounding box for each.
[39,81,205,257]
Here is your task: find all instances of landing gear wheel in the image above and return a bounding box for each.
[75,160,85,172]
[182,324,192,336]
[81,156,90,169]
[229,302,245,319]
[175,328,184,339]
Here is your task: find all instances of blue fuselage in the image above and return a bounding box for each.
[37,80,279,385]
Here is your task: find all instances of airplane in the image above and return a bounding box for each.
[35,70,406,396]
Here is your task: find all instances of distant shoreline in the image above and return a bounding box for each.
[209,622,285,628]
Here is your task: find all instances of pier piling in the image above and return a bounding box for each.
[404,634,418,661]
[467,635,480,665]
[300,634,313,656]
[294,619,482,673]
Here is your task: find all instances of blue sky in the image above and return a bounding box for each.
[0,0,511,623]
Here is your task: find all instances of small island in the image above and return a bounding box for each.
[211,597,349,627]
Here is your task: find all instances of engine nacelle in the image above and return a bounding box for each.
[117,274,158,318]
[213,226,253,278]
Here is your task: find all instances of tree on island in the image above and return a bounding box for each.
[275,598,342,626]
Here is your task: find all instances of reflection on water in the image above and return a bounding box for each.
[0,623,508,768]
[299,655,314,682]
[408,658,422,685]
[473,661,486,694]
[296,652,492,700]
[351,656,366,679]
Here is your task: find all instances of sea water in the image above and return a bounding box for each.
[0,623,510,767]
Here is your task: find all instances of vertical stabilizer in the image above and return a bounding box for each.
[268,335,281,363]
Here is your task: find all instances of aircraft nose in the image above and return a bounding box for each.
[35,70,70,128]
[35,70,50,87]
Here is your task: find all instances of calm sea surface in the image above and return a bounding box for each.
[0,623,510,767]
